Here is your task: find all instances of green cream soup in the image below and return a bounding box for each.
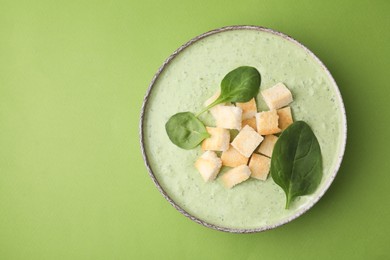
[142,28,346,231]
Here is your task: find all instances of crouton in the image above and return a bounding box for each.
[257,135,278,157]
[221,165,252,189]
[256,110,281,135]
[210,105,242,130]
[194,151,222,182]
[221,145,249,167]
[201,127,230,152]
[249,153,271,181]
[277,106,293,131]
[231,125,264,158]
[236,98,257,120]
[261,83,293,110]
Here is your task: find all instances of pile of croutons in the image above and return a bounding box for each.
[195,83,294,188]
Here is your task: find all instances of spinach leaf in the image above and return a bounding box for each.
[271,121,323,209]
[220,66,261,103]
[166,66,261,149]
[196,66,261,116]
[165,112,210,149]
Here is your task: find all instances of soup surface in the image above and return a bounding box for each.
[142,28,345,230]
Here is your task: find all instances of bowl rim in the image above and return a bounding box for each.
[139,25,347,233]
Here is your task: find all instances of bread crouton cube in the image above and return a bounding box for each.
[249,153,271,181]
[221,145,249,167]
[221,165,251,189]
[231,125,264,158]
[257,135,278,157]
[210,105,242,130]
[194,151,222,182]
[256,110,281,135]
[242,117,257,131]
[277,106,293,130]
[261,83,293,110]
[236,98,257,120]
[201,127,230,152]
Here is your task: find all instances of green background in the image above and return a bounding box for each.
[0,0,389,259]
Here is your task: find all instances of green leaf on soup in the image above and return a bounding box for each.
[220,66,261,103]
[196,66,261,116]
[271,121,323,209]
[165,112,210,150]
[166,66,261,150]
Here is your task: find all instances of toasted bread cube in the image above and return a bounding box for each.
[236,98,257,120]
[231,125,264,158]
[257,135,278,157]
[241,117,257,131]
[277,106,293,130]
[204,90,221,107]
[209,104,223,117]
[221,145,249,167]
[261,83,293,110]
[195,151,222,182]
[221,165,251,189]
[201,127,230,152]
[249,153,270,181]
[210,105,242,130]
[256,110,281,135]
